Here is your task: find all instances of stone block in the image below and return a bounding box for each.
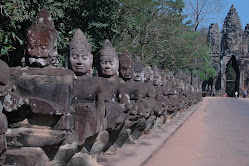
[6,128,66,147]
[0,134,6,153]
[74,103,104,145]
[0,113,7,134]
[6,67,74,114]
[4,147,51,166]
[53,113,74,131]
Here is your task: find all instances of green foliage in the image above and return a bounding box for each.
[113,0,214,80]
[0,0,120,66]
[0,0,215,80]
[226,61,237,80]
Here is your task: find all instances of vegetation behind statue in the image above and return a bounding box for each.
[0,0,215,80]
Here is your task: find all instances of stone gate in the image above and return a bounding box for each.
[203,5,249,97]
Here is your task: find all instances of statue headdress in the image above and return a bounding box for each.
[133,56,144,72]
[99,40,118,58]
[26,9,58,64]
[70,29,92,52]
[119,50,133,67]
[153,65,161,77]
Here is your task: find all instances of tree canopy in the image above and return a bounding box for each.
[0,0,215,80]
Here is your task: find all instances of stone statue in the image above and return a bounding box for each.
[26,9,59,67]
[3,10,75,166]
[0,60,9,165]
[144,65,153,84]
[132,57,156,135]
[97,40,128,155]
[151,65,168,128]
[119,50,134,81]
[65,29,111,166]
[109,51,146,146]
[69,29,93,76]
[99,40,119,77]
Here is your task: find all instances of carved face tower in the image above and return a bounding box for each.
[99,40,119,77]
[119,50,133,81]
[26,9,58,67]
[69,29,93,76]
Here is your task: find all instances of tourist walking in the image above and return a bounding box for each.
[235,91,238,98]
[243,91,247,98]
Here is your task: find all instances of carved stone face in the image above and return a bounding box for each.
[153,74,161,86]
[152,66,161,86]
[100,56,119,77]
[144,66,153,83]
[26,9,58,68]
[133,71,144,82]
[224,33,241,51]
[27,31,52,67]
[70,49,93,76]
[119,63,133,80]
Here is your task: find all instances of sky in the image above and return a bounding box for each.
[183,0,249,31]
[217,0,249,30]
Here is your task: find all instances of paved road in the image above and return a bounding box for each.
[145,97,249,166]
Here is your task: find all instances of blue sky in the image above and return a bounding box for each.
[203,0,249,30]
[183,0,249,31]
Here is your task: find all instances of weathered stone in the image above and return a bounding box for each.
[0,135,7,155]
[222,5,243,33]
[6,128,66,147]
[133,56,144,82]
[53,113,74,131]
[51,142,78,166]
[74,103,103,145]
[71,76,111,144]
[119,50,134,81]
[0,113,7,134]
[0,59,10,165]
[4,147,51,166]
[99,39,119,77]
[4,67,74,114]
[67,152,99,166]
[0,60,10,98]
[208,23,221,54]
[69,29,93,76]
[27,113,60,127]
[105,102,127,130]
[26,9,59,68]
[205,5,249,95]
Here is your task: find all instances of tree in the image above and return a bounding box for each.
[0,0,215,80]
[184,0,224,31]
[0,0,121,66]
[113,0,214,79]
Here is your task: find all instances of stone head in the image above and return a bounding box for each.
[133,56,144,82]
[223,32,241,51]
[119,50,133,81]
[26,9,58,67]
[99,40,119,77]
[180,79,186,91]
[0,60,10,111]
[152,65,162,86]
[144,65,153,83]
[69,29,93,76]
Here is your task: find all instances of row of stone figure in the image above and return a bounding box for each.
[0,9,202,166]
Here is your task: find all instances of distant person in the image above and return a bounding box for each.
[225,93,228,97]
[243,91,247,98]
[235,91,238,98]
